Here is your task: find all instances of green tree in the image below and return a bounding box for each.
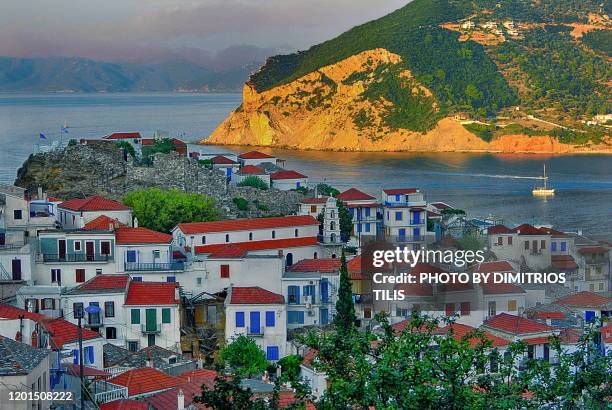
[116,141,136,158]
[195,371,268,409]
[277,354,303,384]
[122,188,220,233]
[337,200,353,240]
[219,335,268,378]
[237,176,269,190]
[316,183,340,197]
[141,138,176,161]
[334,252,356,334]
[232,197,249,211]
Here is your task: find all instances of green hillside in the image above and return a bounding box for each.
[249,0,611,124]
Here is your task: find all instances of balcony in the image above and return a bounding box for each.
[124,261,185,272]
[38,253,113,263]
[394,235,424,243]
[141,323,162,334]
[91,380,128,404]
[84,315,103,328]
[383,201,426,208]
[247,326,264,337]
[0,242,26,252]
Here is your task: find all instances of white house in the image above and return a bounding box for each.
[0,303,48,346]
[553,291,612,323]
[173,215,324,267]
[270,170,308,191]
[0,336,51,410]
[487,224,552,270]
[336,188,380,244]
[57,196,133,230]
[124,281,181,352]
[42,317,105,369]
[577,246,610,293]
[237,151,277,167]
[298,197,328,218]
[61,274,131,346]
[210,155,240,179]
[382,188,427,250]
[299,349,328,399]
[224,286,287,361]
[233,165,271,187]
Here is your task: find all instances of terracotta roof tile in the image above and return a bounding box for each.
[125,282,179,306]
[60,196,130,212]
[108,367,183,396]
[511,224,547,236]
[347,255,367,279]
[538,227,569,238]
[176,368,217,386]
[145,381,203,410]
[115,227,172,245]
[83,215,126,231]
[434,323,511,348]
[42,318,102,349]
[238,165,265,175]
[270,170,307,180]
[488,225,513,234]
[230,287,284,304]
[178,215,318,234]
[206,244,247,258]
[336,188,375,201]
[211,155,237,165]
[0,304,48,321]
[195,237,317,255]
[577,246,608,255]
[383,188,419,195]
[483,313,556,335]
[100,400,148,410]
[430,202,452,210]
[72,274,130,293]
[287,258,340,273]
[533,311,565,320]
[103,132,141,140]
[555,291,612,307]
[238,151,275,159]
[300,197,328,204]
[523,336,552,345]
[551,255,578,270]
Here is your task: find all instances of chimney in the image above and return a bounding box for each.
[177,389,185,410]
[545,318,552,326]
[108,223,115,232]
[37,187,43,200]
[133,217,139,228]
[79,216,85,229]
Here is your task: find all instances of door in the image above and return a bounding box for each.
[145,309,157,332]
[0,233,5,245]
[58,240,67,260]
[147,334,156,347]
[413,211,421,225]
[226,167,232,177]
[398,229,406,241]
[11,259,22,281]
[250,311,260,334]
[413,228,421,241]
[320,308,329,325]
[85,241,94,261]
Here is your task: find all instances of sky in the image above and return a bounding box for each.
[1,0,408,69]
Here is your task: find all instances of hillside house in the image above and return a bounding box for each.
[336,188,380,244]
[270,170,308,191]
[382,188,427,249]
[58,196,132,230]
[238,151,278,167]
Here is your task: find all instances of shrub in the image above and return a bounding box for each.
[232,197,249,211]
[237,176,268,190]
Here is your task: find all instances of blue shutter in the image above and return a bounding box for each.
[86,346,94,364]
[551,242,557,252]
[266,346,279,360]
[321,280,329,303]
[298,311,305,324]
[73,349,78,364]
[585,311,596,323]
[265,311,275,327]
[235,312,245,327]
[561,242,567,251]
[126,250,137,263]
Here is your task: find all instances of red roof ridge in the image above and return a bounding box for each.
[115,226,172,245]
[177,215,319,234]
[194,237,317,255]
[554,291,612,307]
[383,188,419,195]
[270,170,307,180]
[229,286,284,304]
[336,188,376,201]
[483,313,556,335]
[0,304,49,321]
[511,224,547,236]
[103,132,142,140]
[238,165,265,175]
[59,196,130,212]
[238,151,275,159]
[83,215,126,231]
[287,258,341,273]
[108,367,183,396]
[125,282,179,306]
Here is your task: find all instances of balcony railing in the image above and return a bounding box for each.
[91,381,128,404]
[124,261,185,271]
[383,201,426,208]
[395,235,424,243]
[85,315,103,328]
[247,326,264,337]
[0,243,26,252]
[141,323,161,334]
[38,253,113,263]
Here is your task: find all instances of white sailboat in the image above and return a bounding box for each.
[532,164,555,196]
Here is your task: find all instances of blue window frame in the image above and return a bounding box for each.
[235,312,245,327]
[585,311,595,323]
[132,276,142,282]
[287,311,305,324]
[320,279,329,303]
[412,211,421,225]
[395,211,402,221]
[560,242,567,251]
[303,285,316,304]
[357,224,362,233]
[166,276,176,282]
[126,250,137,263]
[250,311,261,334]
[288,286,300,304]
[320,308,329,325]
[551,242,557,252]
[265,311,275,327]
[414,228,421,240]
[266,346,279,360]
[365,223,371,232]
[398,228,406,240]
[296,182,301,188]
[84,346,94,365]
[365,208,371,217]
[395,194,400,201]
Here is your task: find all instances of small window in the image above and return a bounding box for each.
[460,302,470,316]
[599,283,604,291]
[104,301,115,318]
[235,312,245,327]
[560,242,567,251]
[508,236,512,245]
[497,237,503,246]
[551,242,557,252]
[74,241,82,252]
[201,236,206,244]
[96,269,102,275]
[249,232,253,241]
[294,229,299,237]
[266,311,275,327]
[508,300,517,311]
[395,211,402,221]
[162,308,171,324]
[13,210,22,220]
[166,276,176,283]
[132,276,142,282]
[127,341,139,352]
[42,298,54,310]
[310,205,316,213]
[271,230,276,239]
[100,241,111,255]
[106,327,117,340]
[51,269,61,284]
[75,269,85,283]
[540,240,546,250]
[266,346,279,361]
[131,309,140,324]
[73,303,84,319]
[445,303,455,316]
[153,250,160,258]
[524,241,529,250]
[220,264,230,278]
[196,277,203,286]
[225,234,230,243]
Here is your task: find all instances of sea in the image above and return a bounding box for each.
[0,93,610,236]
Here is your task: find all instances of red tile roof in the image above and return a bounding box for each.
[125,282,179,306]
[558,328,581,344]
[577,246,608,255]
[434,323,511,348]
[108,367,183,396]
[430,202,452,210]
[551,255,578,270]
[42,318,102,349]
[77,274,130,292]
[483,313,556,335]
[115,227,172,244]
[523,336,552,345]
[270,170,307,180]
[178,215,319,234]
[176,368,217,386]
[301,349,318,369]
[206,244,247,258]
[211,155,237,165]
[470,261,526,295]
[230,287,284,304]
[554,291,612,307]
[532,311,565,320]
[195,237,318,255]
[239,151,275,159]
[474,261,514,273]
[336,188,375,201]
[238,165,265,175]
[300,197,328,204]
[538,227,569,238]
[0,304,48,321]
[83,215,126,231]
[63,363,111,378]
[383,188,419,195]
[141,138,186,147]
[60,196,131,212]
[100,399,148,410]
[145,381,203,410]
[488,225,513,234]
[103,132,142,140]
[287,258,341,273]
[347,255,367,279]
[511,224,547,236]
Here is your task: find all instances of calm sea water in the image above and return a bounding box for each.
[0,93,610,236]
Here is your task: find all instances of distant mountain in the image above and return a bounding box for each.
[0,56,258,92]
[206,0,611,153]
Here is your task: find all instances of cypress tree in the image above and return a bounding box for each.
[334,251,356,333]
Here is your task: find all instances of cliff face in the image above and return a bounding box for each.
[205,49,601,153]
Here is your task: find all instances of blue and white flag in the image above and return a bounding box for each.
[61,126,69,134]
[39,133,47,140]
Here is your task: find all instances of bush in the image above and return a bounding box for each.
[316,183,340,197]
[219,335,268,378]
[116,141,136,158]
[237,176,268,190]
[277,355,302,383]
[232,197,249,211]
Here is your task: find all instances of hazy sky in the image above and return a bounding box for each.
[1,0,408,67]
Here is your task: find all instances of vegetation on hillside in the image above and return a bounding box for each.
[582,29,612,57]
[219,335,269,378]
